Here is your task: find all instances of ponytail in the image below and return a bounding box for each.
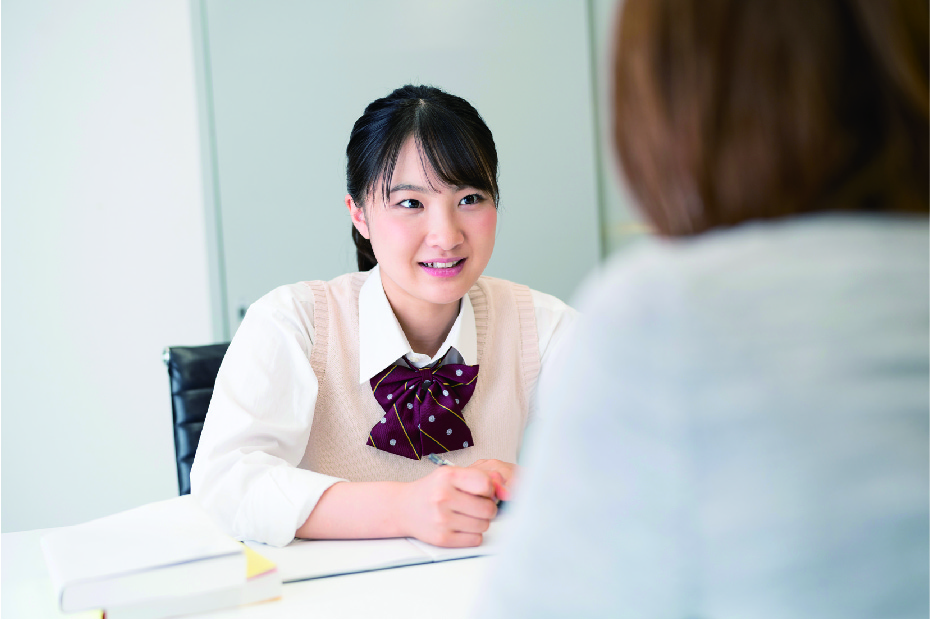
[352,225,377,272]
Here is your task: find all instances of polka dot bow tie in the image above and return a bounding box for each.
[367,355,479,460]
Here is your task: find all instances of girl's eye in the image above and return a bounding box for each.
[459,193,484,206]
[398,199,422,209]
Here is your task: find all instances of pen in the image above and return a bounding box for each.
[426,453,456,467]
[425,453,509,505]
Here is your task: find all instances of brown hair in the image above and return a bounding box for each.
[613,0,929,237]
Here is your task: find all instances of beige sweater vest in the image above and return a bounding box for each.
[299,271,540,481]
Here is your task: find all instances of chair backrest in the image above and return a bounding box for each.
[163,343,230,495]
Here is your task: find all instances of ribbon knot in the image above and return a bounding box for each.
[366,355,479,460]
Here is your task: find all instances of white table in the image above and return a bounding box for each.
[1,528,495,619]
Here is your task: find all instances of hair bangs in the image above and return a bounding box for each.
[413,105,500,205]
[369,100,499,207]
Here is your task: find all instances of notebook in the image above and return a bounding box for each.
[245,515,508,583]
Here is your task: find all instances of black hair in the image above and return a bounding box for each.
[346,84,500,271]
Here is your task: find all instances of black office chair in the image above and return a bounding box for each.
[163,343,230,495]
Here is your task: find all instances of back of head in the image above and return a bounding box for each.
[613,0,930,237]
[346,85,499,270]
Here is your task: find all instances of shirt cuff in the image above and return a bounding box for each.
[234,466,347,547]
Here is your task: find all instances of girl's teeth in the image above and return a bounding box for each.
[425,260,459,268]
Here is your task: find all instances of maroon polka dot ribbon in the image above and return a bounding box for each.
[367,355,479,460]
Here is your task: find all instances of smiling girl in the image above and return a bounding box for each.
[190,85,577,548]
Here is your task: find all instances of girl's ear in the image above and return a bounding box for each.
[346,194,370,239]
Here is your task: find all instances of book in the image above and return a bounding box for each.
[245,514,508,583]
[41,495,246,614]
[105,544,282,618]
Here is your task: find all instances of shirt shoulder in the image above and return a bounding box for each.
[529,288,578,323]
[255,272,366,312]
[474,275,578,318]
[246,272,372,358]
[474,274,579,365]
[257,281,317,305]
[252,281,316,317]
[244,282,318,348]
[578,213,930,314]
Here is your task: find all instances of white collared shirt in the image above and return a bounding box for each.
[357,265,479,381]
[191,265,577,546]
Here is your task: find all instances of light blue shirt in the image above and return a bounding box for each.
[479,214,929,618]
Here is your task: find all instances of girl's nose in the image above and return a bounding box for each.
[426,206,464,250]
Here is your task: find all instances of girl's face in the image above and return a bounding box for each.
[347,136,497,324]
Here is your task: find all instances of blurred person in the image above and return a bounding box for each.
[479,0,929,617]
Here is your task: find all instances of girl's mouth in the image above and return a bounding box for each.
[419,258,466,277]
[421,260,462,268]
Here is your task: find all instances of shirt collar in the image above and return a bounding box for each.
[358,265,478,384]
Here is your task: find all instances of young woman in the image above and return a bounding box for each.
[481,0,928,617]
[190,85,577,548]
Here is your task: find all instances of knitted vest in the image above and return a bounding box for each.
[299,271,540,481]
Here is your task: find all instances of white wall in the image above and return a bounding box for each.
[200,0,602,334]
[2,0,213,532]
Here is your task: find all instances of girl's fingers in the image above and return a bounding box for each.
[407,466,503,547]
[447,466,498,498]
[461,461,515,501]
[489,473,511,501]
[446,509,493,535]
[431,529,484,548]
[466,459,518,489]
[447,486,498,522]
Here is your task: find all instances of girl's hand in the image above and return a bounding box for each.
[396,466,500,547]
[467,459,519,501]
